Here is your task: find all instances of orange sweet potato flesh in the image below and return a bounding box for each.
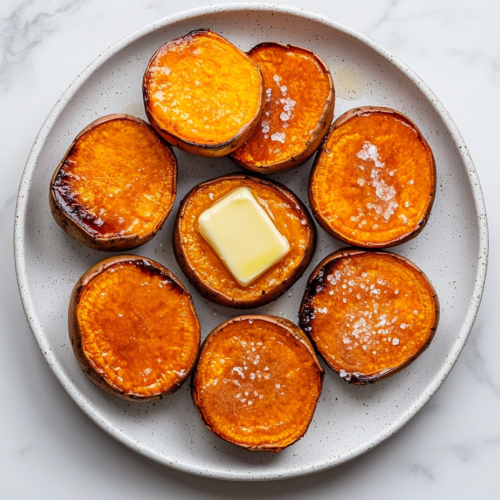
[309,107,436,248]
[231,43,334,173]
[143,29,264,157]
[299,249,439,384]
[50,114,177,251]
[173,173,316,308]
[69,256,201,400]
[192,315,324,451]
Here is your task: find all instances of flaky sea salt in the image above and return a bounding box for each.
[271,132,286,143]
[356,141,399,221]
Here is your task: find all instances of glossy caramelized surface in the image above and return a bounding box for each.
[192,316,323,450]
[232,43,333,170]
[310,110,435,247]
[300,251,438,384]
[76,259,200,397]
[175,175,314,305]
[144,29,263,146]
[52,117,176,241]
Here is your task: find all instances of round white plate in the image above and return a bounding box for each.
[14,3,488,481]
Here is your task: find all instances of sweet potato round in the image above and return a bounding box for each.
[69,255,201,401]
[173,173,316,308]
[50,114,177,251]
[230,43,334,173]
[143,29,265,157]
[192,315,324,451]
[309,107,436,248]
[299,248,439,384]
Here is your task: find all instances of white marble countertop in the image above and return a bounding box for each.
[1,0,499,497]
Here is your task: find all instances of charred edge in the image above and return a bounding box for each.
[346,371,381,385]
[307,262,333,296]
[125,259,188,296]
[52,161,116,238]
[143,81,150,105]
[299,261,337,333]
[298,302,315,335]
[180,28,213,40]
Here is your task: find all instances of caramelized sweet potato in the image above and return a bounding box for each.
[309,107,436,248]
[50,114,177,251]
[143,29,264,157]
[231,43,334,173]
[69,255,201,401]
[299,248,439,384]
[173,173,316,308]
[192,315,324,451]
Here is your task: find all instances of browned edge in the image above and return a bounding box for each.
[308,106,437,248]
[191,314,324,451]
[230,42,335,174]
[68,255,201,401]
[298,247,440,385]
[49,113,178,251]
[173,172,317,308]
[142,29,265,158]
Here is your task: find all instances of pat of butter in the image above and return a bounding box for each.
[198,187,290,287]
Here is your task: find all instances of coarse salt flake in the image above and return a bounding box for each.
[271,132,286,144]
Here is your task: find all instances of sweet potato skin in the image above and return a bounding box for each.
[309,106,436,248]
[50,114,177,251]
[230,43,335,173]
[69,255,201,401]
[143,29,265,158]
[191,315,324,451]
[299,248,440,385]
[173,173,317,308]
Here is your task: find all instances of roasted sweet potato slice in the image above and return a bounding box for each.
[192,315,324,451]
[69,255,200,401]
[299,249,439,384]
[173,173,316,308]
[143,29,264,157]
[231,43,334,173]
[309,107,436,248]
[50,114,177,251]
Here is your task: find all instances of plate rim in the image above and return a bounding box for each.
[13,2,489,481]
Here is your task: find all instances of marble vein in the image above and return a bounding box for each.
[407,461,435,482]
[0,0,85,89]
[365,0,401,33]
[463,322,500,400]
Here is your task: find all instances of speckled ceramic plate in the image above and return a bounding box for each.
[14,3,488,481]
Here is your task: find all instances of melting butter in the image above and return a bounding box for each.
[198,187,290,287]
